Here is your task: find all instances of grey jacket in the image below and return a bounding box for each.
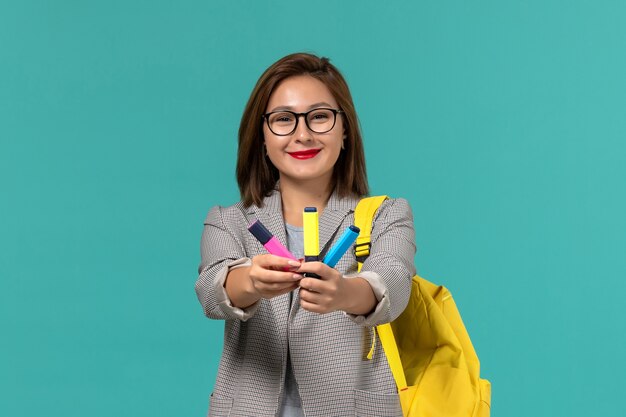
[196,189,416,417]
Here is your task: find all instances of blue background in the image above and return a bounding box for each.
[1,1,625,416]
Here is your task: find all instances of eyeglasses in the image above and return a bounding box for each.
[262,108,344,136]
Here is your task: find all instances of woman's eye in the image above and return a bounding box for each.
[310,112,330,120]
[273,114,294,123]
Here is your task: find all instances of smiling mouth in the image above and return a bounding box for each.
[287,149,321,160]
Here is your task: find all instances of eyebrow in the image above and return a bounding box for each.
[267,102,335,113]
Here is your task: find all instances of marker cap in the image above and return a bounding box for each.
[248,220,272,245]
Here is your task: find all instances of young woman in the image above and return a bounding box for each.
[196,53,416,417]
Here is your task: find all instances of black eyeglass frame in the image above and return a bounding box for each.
[261,108,344,136]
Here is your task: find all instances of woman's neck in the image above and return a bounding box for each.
[279,177,333,227]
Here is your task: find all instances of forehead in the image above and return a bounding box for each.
[266,75,338,111]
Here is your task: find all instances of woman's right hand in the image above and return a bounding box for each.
[225,255,301,308]
[248,254,302,299]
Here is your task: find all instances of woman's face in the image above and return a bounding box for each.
[263,75,344,188]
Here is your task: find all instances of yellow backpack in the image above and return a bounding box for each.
[354,196,491,417]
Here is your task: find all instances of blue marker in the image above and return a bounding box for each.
[322,225,361,268]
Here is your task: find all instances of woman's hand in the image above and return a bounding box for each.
[297,262,377,315]
[248,254,302,299]
[225,255,301,308]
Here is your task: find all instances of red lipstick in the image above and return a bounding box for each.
[288,149,321,160]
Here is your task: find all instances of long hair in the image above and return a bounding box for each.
[236,52,368,207]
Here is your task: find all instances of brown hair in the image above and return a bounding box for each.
[236,52,369,207]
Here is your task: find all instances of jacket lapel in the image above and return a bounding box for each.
[318,191,360,257]
[254,190,288,250]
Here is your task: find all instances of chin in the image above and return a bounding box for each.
[285,170,333,183]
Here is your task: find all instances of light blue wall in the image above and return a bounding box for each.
[2,1,625,416]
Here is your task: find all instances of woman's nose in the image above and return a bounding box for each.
[293,115,313,142]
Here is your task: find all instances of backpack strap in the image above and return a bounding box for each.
[354,195,388,269]
[353,196,409,392]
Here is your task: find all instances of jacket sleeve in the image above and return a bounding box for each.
[346,198,416,326]
[195,206,261,321]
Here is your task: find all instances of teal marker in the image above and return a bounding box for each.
[322,225,360,268]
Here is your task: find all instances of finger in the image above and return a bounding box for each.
[296,262,343,282]
[299,287,322,303]
[257,281,299,296]
[299,277,322,293]
[252,268,303,285]
[296,261,335,279]
[254,254,301,271]
[257,280,299,291]
[299,298,329,314]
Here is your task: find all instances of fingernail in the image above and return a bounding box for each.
[288,260,301,267]
[292,274,302,280]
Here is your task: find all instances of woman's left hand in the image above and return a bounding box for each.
[297,262,376,315]
[296,262,346,314]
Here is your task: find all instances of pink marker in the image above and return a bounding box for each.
[248,220,298,261]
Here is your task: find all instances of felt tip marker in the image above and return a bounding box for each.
[303,207,320,278]
[322,225,360,268]
[248,220,297,261]
[303,207,319,262]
